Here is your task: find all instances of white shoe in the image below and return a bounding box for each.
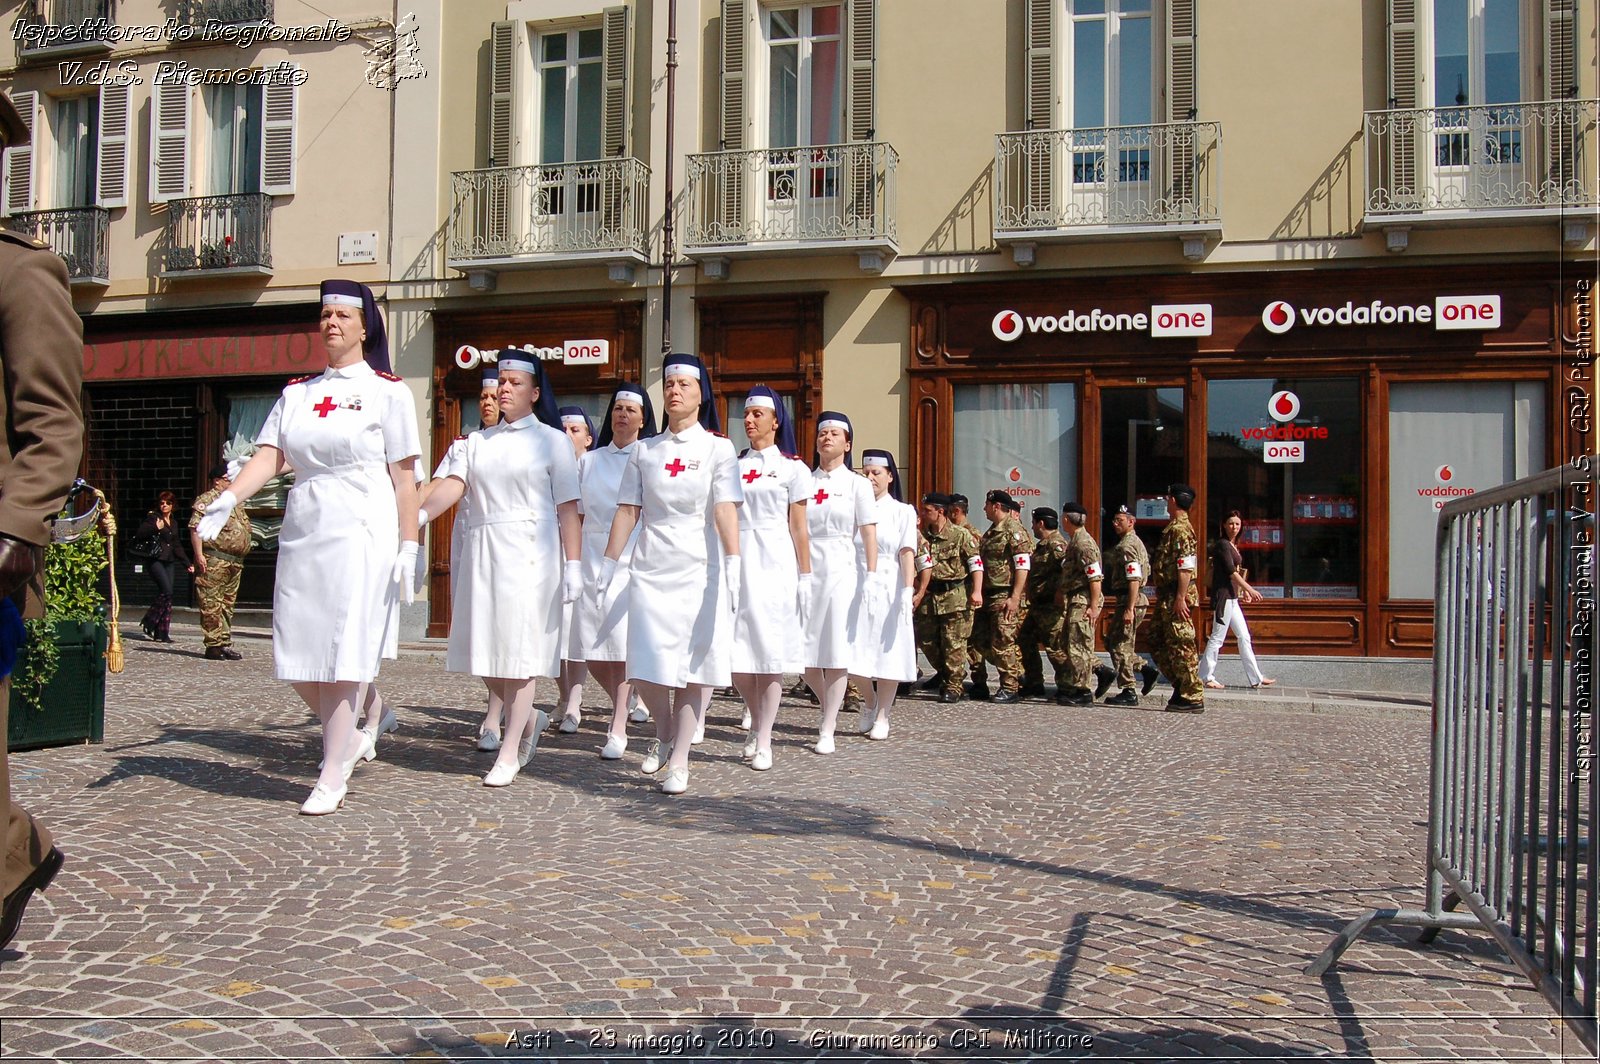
[483,761,519,787]
[659,766,689,794]
[300,782,346,815]
[814,734,835,755]
[741,737,758,760]
[640,739,670,774]
[375,707,399,736]
[740,708,753,730]
[628,697,648,723]
[518,712,549,767]
[600,734,628,760]
[476,728,502,752]
[751,748,773,771]
[869,718,890,741]
[691,719,706,745]
[558,713,580,734]
[344,731,375,779]
[858,708,878,735]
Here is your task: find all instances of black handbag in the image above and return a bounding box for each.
[128,530,161,560]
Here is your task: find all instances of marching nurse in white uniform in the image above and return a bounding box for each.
[418,349,582,787]
[730,386,810,771]
[576,384,657,759]
[849,448,919,740]
[556,405,595,735]
[802,412,884,754]
[595,353,742,795]
[198,279,422,815]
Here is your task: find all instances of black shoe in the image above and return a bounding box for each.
[1165,696,1206,713]
[914,674,942,692]
[1093,665,1117,700]
[991,688,1021,704]
[1016,681,1046,699]
[0,847,64,952]
[204,646,226,660]
[968,683,991,702]
[1140,664,1160,696]
[1105,687,1140,706]
[897,681,915,697]
[156,633,174,644]
[938,689,962,704]
[220,646,242,660]
[1056,688,1093,707]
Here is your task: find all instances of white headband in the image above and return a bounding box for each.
[322,293,363,308]
[496,356,538,375]
[818,418,850,433]
[561,414,589,427]
[614,390,644,406]
[481,377,498,389]
[663,363,701,380]
[862,455,891,468]
[745,395,776,411]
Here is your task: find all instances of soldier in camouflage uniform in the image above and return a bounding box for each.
[914,493,982,703]
[1103,503,1160,705]
[1017,507,1069,698]
[968,490,1034,703]
[1054,501,1104,706]
[188,462,252,660]
[1148,484,1205,712]
[947,493,983,694]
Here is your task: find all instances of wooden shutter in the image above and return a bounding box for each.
[718,0,746,233]
[601,6,629,158]
[260,71,298,195]
[1386,0,1418,203]
[96,82,130,208]
[845,0,875,141]
[488,20,517,167]
[150,81,191,204]
[1167,0,1197,204]
[1545,0,1577,186]
[1,90,36,217]
[1023,0,1053,219]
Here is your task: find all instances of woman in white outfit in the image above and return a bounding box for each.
[802,412,883,754]
[198,279,421,815]
[730,386,810,771]
[849,449,918,740]
[575,383,657,759]
[595,353,742,795]
[556,405,595,734]
[1200,510,1277,691]
[418,349,583,786]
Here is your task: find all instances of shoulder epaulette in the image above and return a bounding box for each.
[377,370,403,382]
[711,430,728,438]
[0,229,50,252]
[454,434,468,441]
[738,448,751,459]
[287,374,317,385]
[783,452,802,462]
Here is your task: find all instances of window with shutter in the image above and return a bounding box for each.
[96,82,129,209]
[844,0,875,227]
[260,71,297,196]
[1023,0,1054,219]
[150,81,192,204]
[1065,0,1154,216]
[1544,0,1576,187]
[1166,0,1195,205]
[2,91,37,217]
[486,20,518,246]
[719,0,748,233]
[1386,0,1419,202]
[602,6,630,159]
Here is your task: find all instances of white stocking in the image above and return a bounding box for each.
[634,679,675,745]
[480,678,503,738]
[492,677,541,773]
[592,660,630,738]
[309,681,363,792]
[734,673,781,753]
[806,667,847,741]
[561,660,588,719]
[873,679,897,727]
[667,684,708,771]
[360,682,383,730]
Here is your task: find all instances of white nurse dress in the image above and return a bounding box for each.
[731,446,808,674]
[802,465,876,670]
[852,492,919,682]
[571,440,641,662]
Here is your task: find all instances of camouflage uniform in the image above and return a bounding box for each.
[952,516,984,681]
[1149,510,1204,702]
[1018,528,1070,691]
[969,514,1034,695]
[1056,525,1104,694]
[189,486,251,650]
[1104,529,1150,689]
[915,521,980,698]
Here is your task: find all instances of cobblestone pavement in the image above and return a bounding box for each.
[0,626,1586,1062]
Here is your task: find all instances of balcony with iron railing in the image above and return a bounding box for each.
[994,121,1222,262]
[1364,98,1599,238]
[447,158,651,282]
[6,207,109,285]
[683,141,899,273]
[16,0,118,60]
[171,0,274,29]
[160,193,272,276]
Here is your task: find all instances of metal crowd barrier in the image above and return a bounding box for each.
[1308,462,1597,1055]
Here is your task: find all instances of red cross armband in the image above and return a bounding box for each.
[967,555,984,573]
[1085,561,1103,580]
[915,551,934,572]
[1178,554,1197,573]
[1125,560,1143,580]
[1012,553,1031,571]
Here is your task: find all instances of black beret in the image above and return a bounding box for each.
[1112,502,1135,517]
[948,494,970,511]
[984,488,1011,508]
[1060,500,1088,518]
[1168,483,1197,508]
[921,492,951,508]
[1032,507,1058,528]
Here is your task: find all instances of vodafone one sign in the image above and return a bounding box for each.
[991,303,1213,340]
[1261,295,1501,334]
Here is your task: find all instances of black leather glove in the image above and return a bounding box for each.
[0,535,37,599]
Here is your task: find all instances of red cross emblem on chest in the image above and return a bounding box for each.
[742,468,762,484]
[313,396,338,417]
[664,458,687,477]
[812,488,830,505]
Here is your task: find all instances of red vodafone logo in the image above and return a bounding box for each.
[1268,390,1301,422]
[1008,467,1022,482]
[1436,464,1454,484]
[1262,301,1295,335]
[992,310,1025,342]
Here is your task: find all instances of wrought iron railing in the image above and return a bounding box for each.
[995,121,1221,232]
[172,0,274,26]
[7,207,110,282]
[448,158,651,263]
[163,193,272,273]
[15,0,118,53]
[683,141,898,249]
[1365,99,1599,217]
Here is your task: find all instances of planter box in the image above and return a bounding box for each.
[8,617,107,752]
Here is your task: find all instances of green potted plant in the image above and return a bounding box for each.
[8,488,110,751]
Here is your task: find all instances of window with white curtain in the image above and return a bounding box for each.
[1068,0,1153,183]
[206,83,262,195]
[952,383,1078,510]
[53,94,97,208]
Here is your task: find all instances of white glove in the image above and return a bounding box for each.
[393,541,419,605]
[723,555,742,614]
[796,572,814,626]
[196,490,238,542]
[591,556,619,608]
[562,559,583,604]
[417,506,431,526]
[900,589,915,623]
[413,537,429,589]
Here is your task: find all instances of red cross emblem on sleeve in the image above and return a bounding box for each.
[812,489,829,505]
[742,468,762,484]
[313,396,338,417]
[664,458,687,477]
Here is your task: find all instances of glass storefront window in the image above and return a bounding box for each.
[224,389,290,552]
[1207,378,1361,599]
[1387,381,1545,599]
[953,383,1077,511]
[1100,386,1184,562]
[726,392,797,455]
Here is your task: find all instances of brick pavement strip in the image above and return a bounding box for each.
[0,629,1587,1061]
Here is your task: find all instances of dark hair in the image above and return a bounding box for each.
[208,462,229,481]
[1220,509,1244,535]
[1032,508,1058,530]
[157,490,177,507]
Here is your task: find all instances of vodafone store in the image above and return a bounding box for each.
[902,263,1588,657]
